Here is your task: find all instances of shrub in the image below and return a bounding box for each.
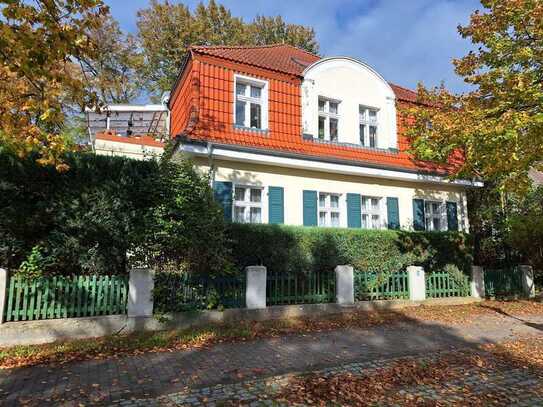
[0,151,159,275]
[0,150,229,276]
[138,155,230,276]
[227,224,473,276]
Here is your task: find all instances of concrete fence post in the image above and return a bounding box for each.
[335,265,354,305]
[245,266,267,309]
[470,266,485,299]
[0,268,7,324]
[407,266,426,301]
[127,268,155,317]
[519,265,535,298]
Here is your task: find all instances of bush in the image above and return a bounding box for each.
[138,155,230,276]
[0,149,228,277]
[0,151,159,276]
[507,185,543,285]
[227,224,473,276]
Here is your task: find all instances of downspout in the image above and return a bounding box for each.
[207,142,215,186]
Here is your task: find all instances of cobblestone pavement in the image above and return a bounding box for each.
[1,312,543,406]
[122,350,543,406]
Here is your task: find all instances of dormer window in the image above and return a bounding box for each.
[318,97,340,142]
[234,75,268,130]
[359,106,379,148]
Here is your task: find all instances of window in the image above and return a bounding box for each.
[361,196,382,229]
[234,76,267,130]
[318,192,341,227]
[233,186,263,223]
[425,201,445,231]
[318,97,340,142]
[359,106,379,147]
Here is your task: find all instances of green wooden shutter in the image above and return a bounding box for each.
[446,201,459,231]
[213,181,233,221]
[412,199,426,231]
[268,186,284,224]
[347,193,361,228]
[387,197,400,230]
[303,190,318,226]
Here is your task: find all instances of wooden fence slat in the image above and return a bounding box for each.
[4,274,129,322]
[35,279,42,320]
[29,279,37,320]
[21,277,29,321]
[6,276,16,322]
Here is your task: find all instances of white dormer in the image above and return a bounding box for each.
[301,57,397,150]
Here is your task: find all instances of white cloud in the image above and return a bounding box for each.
[108,0,482,92]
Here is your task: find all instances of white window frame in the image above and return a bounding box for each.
[233,74,268,131]
[359,105,379,148]
[318,97,340,142]
[424,200,447,231]
[361,196,384,229]
[233,185,264,224]
[318,192,342,227]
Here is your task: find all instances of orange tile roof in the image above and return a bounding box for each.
[191,44,319,77]
[172,45,458,175]
[95,131,165,148]
[191,44,420,103]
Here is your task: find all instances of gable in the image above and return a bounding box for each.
[301,57,397,149]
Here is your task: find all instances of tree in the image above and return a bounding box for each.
[136,0,319,97]
[248,16,319,54]
[80,16,143,104]
[507,185,543,275]
[404,0,543,192]
[0,0,109,170]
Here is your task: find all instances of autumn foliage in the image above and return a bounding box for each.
[404,0,543,191]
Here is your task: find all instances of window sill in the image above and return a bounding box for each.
[234,125,269,135]
[305,136,399,154]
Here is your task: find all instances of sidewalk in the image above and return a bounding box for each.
[1,310,543,406]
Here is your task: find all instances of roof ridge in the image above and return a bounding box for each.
[389,82,417,94]
[191,43,319,57]
[192,44,283,50]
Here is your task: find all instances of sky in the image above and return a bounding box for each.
[105,0,481,95]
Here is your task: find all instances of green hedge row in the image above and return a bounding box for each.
[0,151,159,275]
[227,224,473,276]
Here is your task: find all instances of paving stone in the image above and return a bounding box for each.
[2,313,543,405]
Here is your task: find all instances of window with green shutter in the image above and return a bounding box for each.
[412,198,425,231]
[446,201,459,231]
[213,181,233,221]
[347,193,361,228]
[387,197,400,229]
[268,186,284,224]
[303,190,318,226]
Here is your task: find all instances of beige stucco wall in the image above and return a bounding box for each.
[94,139,163,160]
[194,157,470,232]
[302,58,397,149]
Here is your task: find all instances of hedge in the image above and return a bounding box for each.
[0,151,160,275]
[226,224,473,276]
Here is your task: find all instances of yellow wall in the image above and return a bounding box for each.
[194,157,470,232]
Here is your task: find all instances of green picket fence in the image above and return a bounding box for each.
[426,271,470,298]
[266,270,336,306]
[153,272,246,313]
[4,274,129,322]
[484,268,523,297]
[354,270,409,301]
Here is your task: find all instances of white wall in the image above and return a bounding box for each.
[302,58,397,149]
[94,139,163,160]
[196,158,470,232]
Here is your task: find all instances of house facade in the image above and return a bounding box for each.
[169,44,481,232]
[87,103,168,159]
